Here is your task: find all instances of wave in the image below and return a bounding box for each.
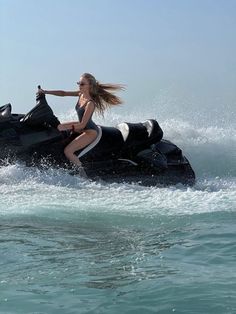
[0,163,235,219]
[161,118,236,177]
[58,108,236,178]
[0,106,235,220]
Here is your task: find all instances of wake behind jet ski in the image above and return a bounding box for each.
[0,91,195,186]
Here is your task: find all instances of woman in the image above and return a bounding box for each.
[38,73,124,174]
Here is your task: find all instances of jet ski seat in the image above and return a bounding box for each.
[0,104,12,120]
[117,119,163,146]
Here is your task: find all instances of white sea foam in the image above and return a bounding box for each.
[0,105,235,218]
[0,163,235,218]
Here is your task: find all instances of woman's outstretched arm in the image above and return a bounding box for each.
[39,88,79,97]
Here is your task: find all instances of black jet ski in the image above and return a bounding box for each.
[0,91,195,186]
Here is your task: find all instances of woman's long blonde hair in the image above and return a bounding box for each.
[81,73,125,115]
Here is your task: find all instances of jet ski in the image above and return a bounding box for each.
[0,90,195,186]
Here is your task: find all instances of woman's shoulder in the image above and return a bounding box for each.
[78,98,95,109]
[85,99,96,109]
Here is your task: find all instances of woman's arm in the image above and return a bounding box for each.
[57,102,95,132]
[57,121,79,131]
[78,101,95,130]
[39,88,79,97]
[58,121,84,132]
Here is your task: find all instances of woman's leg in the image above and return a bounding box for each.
[64,130,97,167]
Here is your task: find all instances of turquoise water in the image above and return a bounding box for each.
[0,111,236,313]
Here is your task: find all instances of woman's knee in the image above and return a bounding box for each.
[64,146,73,158]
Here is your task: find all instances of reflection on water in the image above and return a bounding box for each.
[0,216,183,291]
[1,212,236,314]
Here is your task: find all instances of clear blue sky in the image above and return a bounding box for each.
[1,0,236,115]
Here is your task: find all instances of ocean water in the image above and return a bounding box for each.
[0,108,236,314]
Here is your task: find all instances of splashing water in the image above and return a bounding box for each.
[0,106,235,314]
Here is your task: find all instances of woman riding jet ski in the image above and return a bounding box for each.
[0,91,195,186]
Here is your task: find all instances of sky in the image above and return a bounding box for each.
[0,0,236,121]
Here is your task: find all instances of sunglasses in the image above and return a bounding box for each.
[77,82,89,86]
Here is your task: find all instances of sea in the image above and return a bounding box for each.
[0,98,235,314]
